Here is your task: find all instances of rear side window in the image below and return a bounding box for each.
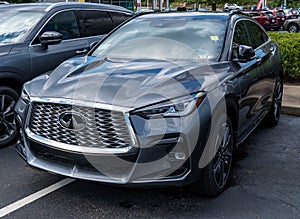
[109,12,132,27]
[246,20,268,49]
[77,10,114,37]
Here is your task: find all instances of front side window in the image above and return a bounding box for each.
[0,9,45,45]
[38,10,80,41]
[265,12,275,17]
[77,10,114,37]
[232,20,251,59]
[276,11,285,16]
[92,15,226,60]
[246,20,268,49]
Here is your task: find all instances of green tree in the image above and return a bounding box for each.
[205,0,226,10]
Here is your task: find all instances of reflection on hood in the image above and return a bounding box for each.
[27,56,231,109]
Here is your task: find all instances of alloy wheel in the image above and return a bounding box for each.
[213,121,233,188]
[289,24,299,32]
[0,94,17,143]
[273,80,283,122]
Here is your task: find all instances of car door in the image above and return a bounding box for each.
[29,10,90,79]
[246,20,278,113]
[231,19,266,139]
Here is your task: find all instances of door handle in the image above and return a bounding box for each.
[256,56,262,64]
[269,46,276,55]
[75,49,88,55]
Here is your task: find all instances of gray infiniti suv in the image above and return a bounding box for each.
[15,12,284,196]
[0,3,133,147]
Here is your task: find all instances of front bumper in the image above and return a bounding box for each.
[15,97,212,187]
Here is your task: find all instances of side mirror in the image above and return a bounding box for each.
[233,45,255,63]
[39,31,63,49]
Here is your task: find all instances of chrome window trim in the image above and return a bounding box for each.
[30,9,78,47]
[25,97,139,154]
[229,18,271,60]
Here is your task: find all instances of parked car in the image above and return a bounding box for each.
[270,9,286,29]
[15,11,283,196]
[283,8,300,19]
[283,18,300,32]
[0,3,133,147]
[245,11,280,30]
[224,3,241,11]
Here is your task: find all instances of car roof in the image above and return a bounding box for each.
[0,2,132,14]
[136,11,231,21]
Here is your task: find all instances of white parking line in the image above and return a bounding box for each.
[0,178,75,218]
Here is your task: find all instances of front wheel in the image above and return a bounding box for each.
[288,23,299,33]
[0,86,19,148]
[264,78,283,127]
[190,115,234,197]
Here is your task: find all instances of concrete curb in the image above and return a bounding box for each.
[282,84,300,116]
[281,105,300,116]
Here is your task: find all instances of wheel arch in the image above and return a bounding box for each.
[0,73,25,94]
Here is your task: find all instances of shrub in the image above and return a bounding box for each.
[268,32,300,82]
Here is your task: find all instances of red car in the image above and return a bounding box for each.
[246,11,280,30]
[270,9,286,29]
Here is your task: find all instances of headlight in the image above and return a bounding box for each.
[21,83,31,103]
[135,92,206,119]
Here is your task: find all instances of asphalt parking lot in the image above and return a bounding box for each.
[0,114,299,218]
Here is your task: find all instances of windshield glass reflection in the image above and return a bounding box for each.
[0,10,44,44]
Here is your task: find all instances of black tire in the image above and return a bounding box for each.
[288,23,299,33]
[264,78,283,127]
[190,115,234,197]
[0,86,19,148]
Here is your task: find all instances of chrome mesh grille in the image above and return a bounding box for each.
[28,102,132,148]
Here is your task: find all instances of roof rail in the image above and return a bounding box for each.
[229,10,246,16]
[133,10,156,18]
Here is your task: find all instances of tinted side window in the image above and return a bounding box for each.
[232,20,251,59]
[109,12,131,27]
[77,10,114,37]
[246,21,268,49]
[40,11,79,40]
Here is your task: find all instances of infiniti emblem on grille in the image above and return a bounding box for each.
[59,112,86,130]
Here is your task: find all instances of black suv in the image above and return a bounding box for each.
[0,3,133,147]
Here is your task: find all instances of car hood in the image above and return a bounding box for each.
[27,56,232,109]
[0,44,13,56]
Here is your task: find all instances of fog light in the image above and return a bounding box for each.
[175,152,186,160]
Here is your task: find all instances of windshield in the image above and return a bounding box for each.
[265,12,275,17]
[0,10,45,45]
[276,11,285,16]
[92,15,226,61]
